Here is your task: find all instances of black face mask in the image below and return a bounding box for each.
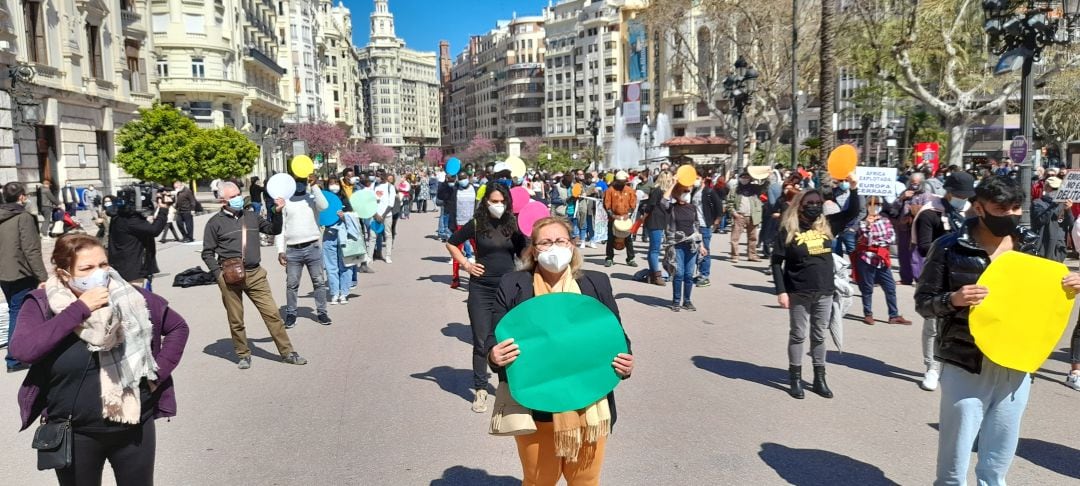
[801,204,823,220]
[979,211,1020,237]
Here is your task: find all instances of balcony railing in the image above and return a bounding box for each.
[244,47,286,75]
[248,87,287,110]
[121,10,144,34]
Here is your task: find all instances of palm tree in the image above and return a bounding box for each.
[799,137,824,166]
[818,0,836,156]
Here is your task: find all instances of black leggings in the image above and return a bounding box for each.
[467,281,499,390]
[56,420,156,486]
[1071,316,1080,365]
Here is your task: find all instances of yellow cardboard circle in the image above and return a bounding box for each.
[605,173,614,184]
[969,251,1075,373]
[505,156,527,179]
[572,183,583,198]
[291,155,314,178]
[676,165,697,187]
[747,166,771,180]
[827,145,858,180]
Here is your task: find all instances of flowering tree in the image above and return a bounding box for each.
[424,147,445,166]
[339,148,370,169]
[520,137,543,165]
[293,122,347,161]
[362,142,397,166]
[462,135,497,164]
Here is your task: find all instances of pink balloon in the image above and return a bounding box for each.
[510,186,531,214]
[517,200,550,235]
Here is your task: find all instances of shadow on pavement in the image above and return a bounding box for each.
[1016,438,1080,479]
[277,305,317,322]
[203,337,280,364]
[1047,348,1070,364]
[429,466,519,486]
[758,442,899,485]
[421,255,452,264]
[691,356,788,392]
[830,351,922,384]
[410,366,474,402]
[417,274,455,286]
[609,272,639,282]
[614,292,671,308]
[441,322,472,345]
[729,283,776,294]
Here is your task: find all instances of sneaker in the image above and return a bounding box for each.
[587,241,597,249]
[471,389,489,413]
[605,259,614,267]
[579,241,586,248]
[863,315,875,325]
[284,314,297,329]
[670,303,681,312]
[328,297,339,305]
[237,357,252,370]
[763,268,773,275]
[317,313,332,325]
[6,362,30,373]
[385,257,393,264]
[626,259,639,268]
[920,368,940,391]
[339,294,348,304]
[888,316,913,325]
[1067,371,1080,391]
[360,264,375,274]
[282,352,308,365]
[695,278,711,288]
[682,302,697,312]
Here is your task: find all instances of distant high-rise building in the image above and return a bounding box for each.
[280,0,324,124]
[355,0,440,160]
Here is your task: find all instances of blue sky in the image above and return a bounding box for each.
[344,0,548,57]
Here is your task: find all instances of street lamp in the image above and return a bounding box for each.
[723,57,758,172]
[586,107,600,170]
[984,0,1080,224]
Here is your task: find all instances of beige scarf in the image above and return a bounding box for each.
[46,271,158,424]
[531,271,612,462]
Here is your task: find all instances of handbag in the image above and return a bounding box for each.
[32,354,93,470]
[221,217,248,286]
[488,382,536,436]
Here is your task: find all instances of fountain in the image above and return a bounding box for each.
[607,106,643,170]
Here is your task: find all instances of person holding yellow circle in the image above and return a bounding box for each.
[914,175,1080,485]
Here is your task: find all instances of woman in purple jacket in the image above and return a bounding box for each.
[11,233,189,486]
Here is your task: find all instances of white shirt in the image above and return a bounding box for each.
[275,187,329,252]
[373,182,396,217]
[456,185,476,225]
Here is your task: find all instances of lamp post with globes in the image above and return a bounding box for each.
[723,57,759,172]
[983,0,1080,225]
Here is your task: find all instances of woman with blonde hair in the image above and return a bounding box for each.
[487,216,634,486]
[642,172,676,285]
[770,178,859,400]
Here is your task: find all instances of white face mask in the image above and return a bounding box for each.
[537,245,572,274]
[693,179,702,188]
[329,184,341,193]
[69,268,110,293]
[678,192,691,204]
[488,203,506,219]
[948,197,968,212]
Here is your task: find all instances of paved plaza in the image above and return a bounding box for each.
[1,211,1078,485]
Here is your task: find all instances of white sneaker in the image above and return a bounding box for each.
[385,257,392,264]
[587,241,597,249]
[339,294,348,304]
[328,298,339,305]
[579,241,586,248]
[1067,371,1080,391]
[921,369,940,391]
[471,389,489,413]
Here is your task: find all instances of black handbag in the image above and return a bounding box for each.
[32,354,92,470]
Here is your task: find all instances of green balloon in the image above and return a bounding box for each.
[349,190,378,219]
[495,292,627,413]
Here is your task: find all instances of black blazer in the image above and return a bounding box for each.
[489,269,632,424]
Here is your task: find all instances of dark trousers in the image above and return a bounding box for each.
[895,222,914,284]
[467,280,499,390]
[1071,315,1080,365]
[159,223,181,242]
[856,258,899,318]
[56,420,156,486]
[605,218,635,261]
[2,276,37,369]
[177,211,194,241]
[65,202,77,216]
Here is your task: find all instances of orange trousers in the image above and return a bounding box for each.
[514,422,608,486]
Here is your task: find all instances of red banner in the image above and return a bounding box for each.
[914,142,940,174]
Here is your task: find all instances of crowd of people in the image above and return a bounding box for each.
[2,153,1080,485]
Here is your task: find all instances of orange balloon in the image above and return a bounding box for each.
[676,165,697,187]
[572,183,583,198]
[827,144,858,180]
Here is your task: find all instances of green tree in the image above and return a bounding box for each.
[536,146,579,174]
[190,127,260,180]
[115,103,200,183]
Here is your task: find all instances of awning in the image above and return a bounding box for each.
[964,140,1005,156]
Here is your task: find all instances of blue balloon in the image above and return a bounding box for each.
[318,190,343,227]
[445,157,461,176]
[369,219,385,234]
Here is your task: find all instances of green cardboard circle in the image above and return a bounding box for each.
[349,190,378,219]
[495,292,627,413]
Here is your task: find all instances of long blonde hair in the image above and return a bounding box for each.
[517,216,584,279]
[781,189,833,244]
[657,172,675,193]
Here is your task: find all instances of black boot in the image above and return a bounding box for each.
[812,365,833,399]
[788,365,804,399]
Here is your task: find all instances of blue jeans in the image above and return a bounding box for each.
[571,217,581,240]
[438,209,450,239]
[698,226,713,278]
[285,241,328,315]
[322,230,351,299]
[582,215,595,242]
[2,277,37,369]
[856,258,899,318]
[251,202,263,218]
[647,229,664,273]
[935,359,1031,486]
[833,229,857,256]
[672,242,697,304]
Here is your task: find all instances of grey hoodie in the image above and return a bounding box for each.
[0,203,49,283]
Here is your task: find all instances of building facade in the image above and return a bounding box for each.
[356,0,439,161]
[2,0,158,193]
[317,0,362,137]
[279,0,322,124]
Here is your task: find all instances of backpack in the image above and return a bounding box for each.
[172,266,217,288]
[548,185,565,207]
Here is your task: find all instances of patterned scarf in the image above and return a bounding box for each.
[46,270,158,424]
[531,271,612,462]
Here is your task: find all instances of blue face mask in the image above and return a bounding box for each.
[838,181,851,191]
[458,179,469,188]
[497,178,513,188]
[228,196,245,210]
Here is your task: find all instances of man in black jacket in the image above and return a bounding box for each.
[107,190,168,286]
[172,181,197,242]
[692,175,724,287]
[0,182,49,372]
[915,175,1080,485]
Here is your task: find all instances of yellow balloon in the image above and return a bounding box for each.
[969,251,1075,373]
[676,165,697,187]
[291,155,314,178]
[827,144,858,180]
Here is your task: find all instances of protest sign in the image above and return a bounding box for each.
[854,167,898,197]
[1052,172,1080,202]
